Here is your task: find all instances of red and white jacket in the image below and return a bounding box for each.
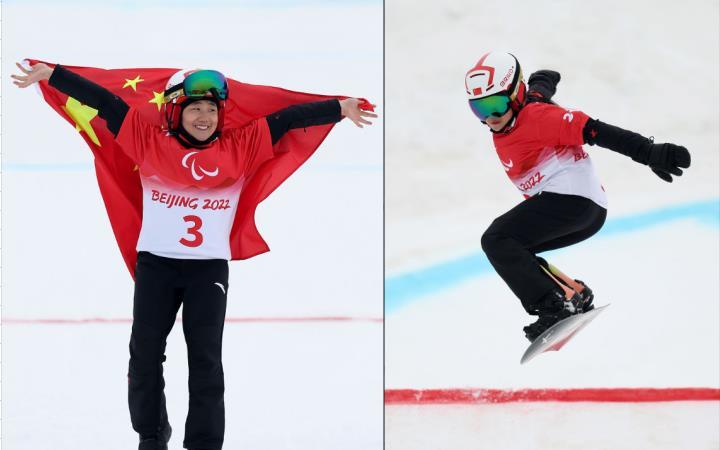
[492,102,607,208]
[116,108,274,259]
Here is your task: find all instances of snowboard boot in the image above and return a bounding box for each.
[523,288,582,342]
[575,279,594,312]
[138,423,172,450]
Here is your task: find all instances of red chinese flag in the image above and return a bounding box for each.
[28,59,365,277]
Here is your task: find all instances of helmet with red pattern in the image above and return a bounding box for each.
[465,52,527,122]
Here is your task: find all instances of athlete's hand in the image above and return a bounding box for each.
[11,62,53,88]
[646,143,691,182]
[527,70,561,104]
[340,98,378,128]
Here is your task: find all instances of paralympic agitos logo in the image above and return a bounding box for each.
[181,151,219,181]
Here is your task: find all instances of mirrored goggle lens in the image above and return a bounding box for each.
[183,70,228,100]
[468,95,510,121]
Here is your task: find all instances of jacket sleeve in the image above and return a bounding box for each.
[48,65,130,137]
[582,118,654,163]
[265,99,342,144]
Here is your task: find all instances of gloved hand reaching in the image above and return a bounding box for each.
[644,142,691,182]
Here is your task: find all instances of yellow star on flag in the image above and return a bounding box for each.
[149,91,165,111]
[123,75,144,92]
[61,97,101,146]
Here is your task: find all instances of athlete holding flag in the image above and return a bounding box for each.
[12,61,376,450]
[465,52,690,343]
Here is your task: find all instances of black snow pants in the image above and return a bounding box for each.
[480,192,607,313]
[128,251,228,450]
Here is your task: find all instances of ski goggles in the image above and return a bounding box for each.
[164,70,229,103]
[468,94,511,121]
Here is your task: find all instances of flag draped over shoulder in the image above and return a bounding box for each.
[29,59,356,278]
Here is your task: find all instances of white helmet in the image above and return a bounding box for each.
[465,52,526,103]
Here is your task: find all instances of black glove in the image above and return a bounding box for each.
[527,70,561,104]
[644,143,691,182]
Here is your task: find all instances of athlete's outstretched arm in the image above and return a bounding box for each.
[583,119,691,182]
[266,98,377,144]
[521,69,689,182]
[12,62,129,136]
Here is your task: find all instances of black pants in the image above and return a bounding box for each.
[481,192,607,313]
[129,251,229,450]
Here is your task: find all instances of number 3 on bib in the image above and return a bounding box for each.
[180,215,204,247]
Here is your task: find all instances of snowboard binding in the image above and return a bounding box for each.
[524,288,583,342]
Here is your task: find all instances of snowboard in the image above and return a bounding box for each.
[521,304,609,364]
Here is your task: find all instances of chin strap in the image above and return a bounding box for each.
[174,125,220,149]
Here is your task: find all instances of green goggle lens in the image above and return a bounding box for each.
[182,70,228,100]
[468,95,511,121]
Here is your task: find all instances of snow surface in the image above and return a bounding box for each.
[1,2,382,450]
[387,402,720,450]
[387,221,720,389]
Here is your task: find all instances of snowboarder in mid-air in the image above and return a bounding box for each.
[465,51,690,342]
